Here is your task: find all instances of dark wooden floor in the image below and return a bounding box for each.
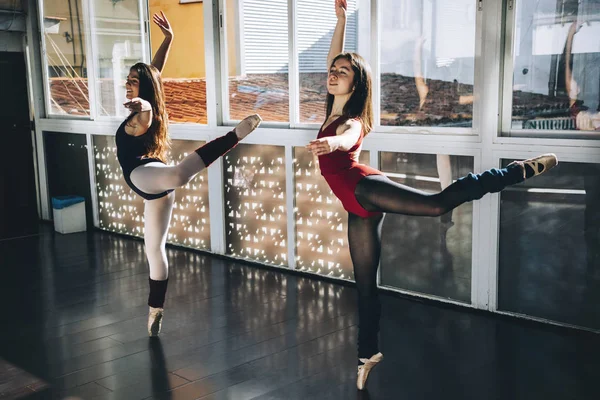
[1,225,598,400]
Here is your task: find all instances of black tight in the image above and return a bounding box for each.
[348,212,385,359]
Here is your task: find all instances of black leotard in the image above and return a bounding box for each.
[115,115,173,200]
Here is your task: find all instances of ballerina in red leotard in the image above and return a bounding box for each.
[306,0,558,390]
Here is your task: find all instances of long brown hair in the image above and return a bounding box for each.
[131,62,170,162]
[325,53,374,135]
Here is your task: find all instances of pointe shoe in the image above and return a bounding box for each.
[234,114,262,140]
[509,153,558,180]
[357,352,383,390]
[148,306,164,337]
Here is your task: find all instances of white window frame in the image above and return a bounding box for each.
[500,0,600,142]
[30,0,600,332]
[38,0,150,122]
[37,0,95,120]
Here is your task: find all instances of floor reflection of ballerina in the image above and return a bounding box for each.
[148,339,171,399]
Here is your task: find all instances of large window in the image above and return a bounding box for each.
[379,0,476,127]
[43,0,90,116]
[379,152,474,302]
[498,160,600,329]
[297,0,358,124]
[148,1,207,124]
[91,0,145,118]
[506,0,600,136]
[42,0,146,118]
[224,0,290,122]
[223,0,360,124]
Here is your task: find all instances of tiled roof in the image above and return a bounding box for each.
[48,78,90,116]
[163,80,207,124]
[49,75,572,125]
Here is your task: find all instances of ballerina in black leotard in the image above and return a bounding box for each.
[116,11,262,337]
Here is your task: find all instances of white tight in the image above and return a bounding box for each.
[143,191,175,280]
[130,152,206,195]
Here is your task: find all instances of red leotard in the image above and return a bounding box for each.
[317,116,383,218]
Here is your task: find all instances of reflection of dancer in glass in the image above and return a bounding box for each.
[564,20,600,130]
[413,36,473,226]
[563,20,600,271]
[306,0,558,390]
[116,12,262,336]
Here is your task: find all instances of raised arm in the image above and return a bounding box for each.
[151,11,174,73]
[327,0,348,69]
[564,20,582,107]
[413,37,428,110]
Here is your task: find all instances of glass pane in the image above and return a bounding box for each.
[380,0,475,127]
[148,2,207,124]
[294,147,370,280]
[499,160,600,330]
[225,0,289,122]
[379,152,474,302]
[93,135,211,250]
[297,0,358,124]
[510,0,600,134]
[43,0,90,116]
[91,0,144,118]
[223,144,287,265]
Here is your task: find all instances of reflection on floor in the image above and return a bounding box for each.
[1,225,597,400]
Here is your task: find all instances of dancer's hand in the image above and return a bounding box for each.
[123,97,152,113]
[307,137,339,156]
[153,11,174,39]
[335,0,347,20]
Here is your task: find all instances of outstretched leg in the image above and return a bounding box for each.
[130,114,262,195]
[355,154,557,216]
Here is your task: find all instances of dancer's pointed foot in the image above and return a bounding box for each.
[357,352,383,390]
[234,114,262,140]
[509,153,558,180]
[148,306,164,337]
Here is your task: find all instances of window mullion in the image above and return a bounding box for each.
[81,0,98,119]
